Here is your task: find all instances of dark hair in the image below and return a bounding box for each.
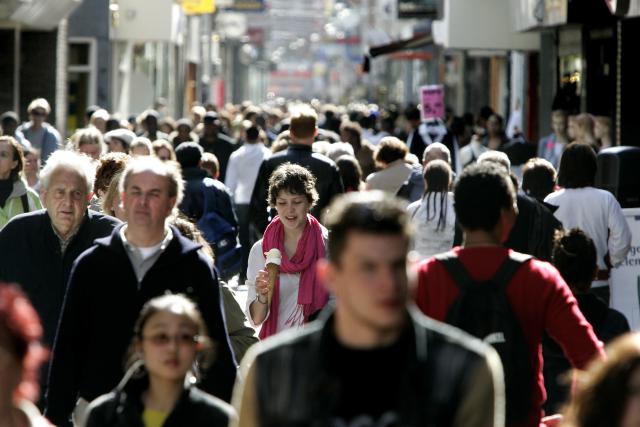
[375,136,408,164]
[557,142,597,188]
[551,228,597,292]
[175,141,203,168]
[323,191,411,265]
[418,160,452,231]
[404,106,421,122]
[94,152,131,197]
[339,120,363,142]
[268,162,318,208]
[335,155,362,192]
[0,136,25,182]
[245,125,260,142]
[522,158,556,201]
[0,283,48,402]
[454,163,516,231]
[562,333,640,427]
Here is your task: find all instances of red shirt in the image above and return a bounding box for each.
[415,246,605,427]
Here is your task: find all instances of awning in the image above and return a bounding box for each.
[368,32,433,58]
[8,0,82,30]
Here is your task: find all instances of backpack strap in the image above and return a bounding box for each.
[434,251,475,291]
[435,250,532,291]
[20,194,29,213]
[489,252,532,291]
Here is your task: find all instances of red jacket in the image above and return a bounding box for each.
[415,246,605,427]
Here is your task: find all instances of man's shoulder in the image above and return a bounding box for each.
[246,321,323,361]
[1,209,48,231]
[87,211,121,230]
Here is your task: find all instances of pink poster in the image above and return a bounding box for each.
[420,85,444,120]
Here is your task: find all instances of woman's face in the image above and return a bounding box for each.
[275,190,311,233]
[111,192,126,222]
[156,148,171,162]
[138,310,200,383]
[0,140,17,180]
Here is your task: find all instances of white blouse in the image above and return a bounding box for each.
[407,192,456,261]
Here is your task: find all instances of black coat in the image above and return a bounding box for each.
[45,224,237,427]
[178,167,237,227]
[249,144,344,233]
[199,132,238,183]
[0,209,120,347]
[85,377,234,427]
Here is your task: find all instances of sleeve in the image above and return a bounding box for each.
[542,266,605,369]
[245,240,270,328]
[220,284,259,362]
[408,171,425,203]
[45,259,93,427]
[607,195,632,266]
[453,346,505,427]
[249,161,270,234]
[329,163,345,199]
[217,187,239,228]
[194,259,238,402]
[231,350,260,427]
[225,155,239,196]
[28,188,43,210]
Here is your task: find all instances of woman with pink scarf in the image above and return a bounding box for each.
[245,163,329,339]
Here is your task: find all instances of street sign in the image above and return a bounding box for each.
[420,85,444,121]
[182,0,215,15]
[611,208,640,329]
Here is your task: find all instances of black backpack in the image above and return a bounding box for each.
[435,251,533,424]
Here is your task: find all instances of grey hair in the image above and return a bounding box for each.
[326,142,355,162]
[40,150,96,195]
[477,150,511,172]
[423,142,451,164]
[119,156,184,207]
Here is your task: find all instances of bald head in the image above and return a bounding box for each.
[422,142,451,166]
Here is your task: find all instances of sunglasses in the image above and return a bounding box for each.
[31,110,46,117]
[143,332,201,347]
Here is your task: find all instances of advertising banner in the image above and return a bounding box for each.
[420,85,445,121]
[611,208,640,329]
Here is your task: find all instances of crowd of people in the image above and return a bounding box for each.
[0,95,635,427]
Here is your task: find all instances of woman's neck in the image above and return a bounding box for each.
[283,225,305,258]
[144,377,184,413]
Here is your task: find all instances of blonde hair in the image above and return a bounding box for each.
[27,98,51,114]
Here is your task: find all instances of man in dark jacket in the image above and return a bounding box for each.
[198,112,237,182]
[249,104,344,233]
[45,157,237,427]
[0,150,120,349]
[175,141,237,227]
[234,192,504,427]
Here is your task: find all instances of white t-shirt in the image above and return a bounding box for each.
[545,187,632,286]
[407,192,456,261]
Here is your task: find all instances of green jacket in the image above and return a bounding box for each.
[0,179,42,230]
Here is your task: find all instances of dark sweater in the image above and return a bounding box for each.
[45,225,237,427]
[0,209,120,347]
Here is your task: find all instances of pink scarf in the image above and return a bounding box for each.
[259,214,328,339]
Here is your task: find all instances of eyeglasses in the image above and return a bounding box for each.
[142,332,201,347]
[30,110,46,117]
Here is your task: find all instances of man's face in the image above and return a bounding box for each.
[42,169,88,240]
[122,171,175,232]
[325,232,409,335]
[1,120,17,135]
[79,143,102,160]
[551,115,567,136]
[108,138,127,153]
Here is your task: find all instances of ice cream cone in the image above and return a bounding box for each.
[264,249,282,306]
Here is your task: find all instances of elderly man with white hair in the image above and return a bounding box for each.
[0,150,120,348]
[45,156,237,427]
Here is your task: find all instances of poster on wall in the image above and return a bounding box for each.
[611,208,640,330]
[419,85,445,121]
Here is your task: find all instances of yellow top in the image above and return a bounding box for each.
[142,408,169,427]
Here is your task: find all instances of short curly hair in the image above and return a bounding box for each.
[267,162,318,208]
[94,152,131,197]
[551,228,597,292]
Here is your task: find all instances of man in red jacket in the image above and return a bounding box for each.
[415,162,605,427]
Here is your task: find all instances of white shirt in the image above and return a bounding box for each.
[245,240,305,333]
[225,143,271,205]
[407,192,456,261]
[545,187,632,285]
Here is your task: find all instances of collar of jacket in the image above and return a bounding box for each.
[286,143,312,153]
[94,223,202,262]
[182,167,208,180]
[43,209,92,252]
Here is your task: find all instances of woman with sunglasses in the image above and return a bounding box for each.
[83,294,236,427]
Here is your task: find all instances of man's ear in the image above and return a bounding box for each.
[317,258,335,293]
